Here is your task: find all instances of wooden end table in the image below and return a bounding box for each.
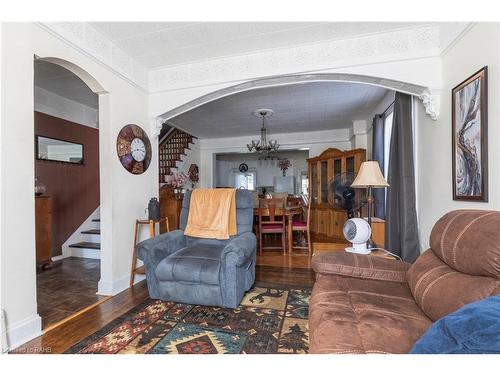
[130,217,170,287]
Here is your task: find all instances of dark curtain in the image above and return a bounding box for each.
[385,92,420,263]
[371,114,385,219]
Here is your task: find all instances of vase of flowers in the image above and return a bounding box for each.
[278,158,291,177]
[169,172,189,199]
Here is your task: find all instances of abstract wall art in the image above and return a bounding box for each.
[452,66,488,201]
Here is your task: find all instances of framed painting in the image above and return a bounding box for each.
[452,66,488,201]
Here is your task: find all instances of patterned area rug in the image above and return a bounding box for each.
[65,284,310,354]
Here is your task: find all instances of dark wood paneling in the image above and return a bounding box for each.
[35,112,99,257]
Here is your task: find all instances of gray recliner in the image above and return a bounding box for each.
[137,189,257,308]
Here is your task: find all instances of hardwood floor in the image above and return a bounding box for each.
[36,257,106,329]
[15,245,321,354]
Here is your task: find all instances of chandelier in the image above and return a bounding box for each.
[246,109,279,158]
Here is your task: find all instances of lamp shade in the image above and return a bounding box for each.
[351,161,389,188]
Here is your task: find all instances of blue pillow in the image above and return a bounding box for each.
[411,295,500,354]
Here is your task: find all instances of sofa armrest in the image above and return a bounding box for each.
[312,251,411,283]
[222,232,257,267]
[137,229,186,268]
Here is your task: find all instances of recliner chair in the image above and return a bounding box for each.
[137,189,257,308]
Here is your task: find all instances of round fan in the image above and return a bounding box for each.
[327,172,367,218]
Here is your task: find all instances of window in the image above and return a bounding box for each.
[300,173,309,195]
[235,172,256,190]
[383,111,394,180]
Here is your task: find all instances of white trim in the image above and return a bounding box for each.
[440,23,476,57]
[69,247,100,260]
[97,273,145,296]
[4,314,42,351]
[36,23,148,93]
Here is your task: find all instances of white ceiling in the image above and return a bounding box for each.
[168,81,389,138]
[34,60,98,109]
[89,22,435,69]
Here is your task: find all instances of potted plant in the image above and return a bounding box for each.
[169,171,189,199]
[278,158,291,176]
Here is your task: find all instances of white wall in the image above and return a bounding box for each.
[199,128,352,188]
[215,150,309,193]
[34,86,98,128]
[416,23,500,249]
[0,23,156,349]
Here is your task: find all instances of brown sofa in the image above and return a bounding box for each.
[309,210,500,354]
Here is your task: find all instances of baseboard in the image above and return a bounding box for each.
[97,273,145,296]
[70,248,101,259]
[4,314,42,351]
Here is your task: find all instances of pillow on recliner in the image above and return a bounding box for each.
[410,295,500,354]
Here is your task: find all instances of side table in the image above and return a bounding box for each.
[130,217,170,287]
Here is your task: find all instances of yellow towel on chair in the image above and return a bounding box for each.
[184,188,237,240]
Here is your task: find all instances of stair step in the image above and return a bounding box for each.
[69,241,100,250]
[92,219,100,222]
[81,229,100,235]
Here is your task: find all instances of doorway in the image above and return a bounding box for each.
[34,59,104,329]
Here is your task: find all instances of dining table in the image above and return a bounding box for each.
[253,205,304,253]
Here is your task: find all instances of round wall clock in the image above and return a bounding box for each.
[116,124,152,175]
[239,163,248,173]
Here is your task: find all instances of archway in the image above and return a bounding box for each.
[34,56,112,302]
[152,71,439,189]
[153,72,439,134]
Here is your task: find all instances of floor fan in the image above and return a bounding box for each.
[327,173,370,254]
[327,172,367,219]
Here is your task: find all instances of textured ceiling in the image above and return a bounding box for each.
[89,22,434,69]
[169,81,389,138]
[34,60,98,109]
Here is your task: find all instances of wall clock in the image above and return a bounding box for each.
[116,124,152,175]
[239,163,248,173]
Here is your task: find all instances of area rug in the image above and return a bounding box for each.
[65,284,310,354]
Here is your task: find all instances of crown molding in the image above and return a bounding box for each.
[37,22,149,92]
[149,25,442,93]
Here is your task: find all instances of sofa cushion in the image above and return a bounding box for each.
[309,273,431,354]
[429,210,500,278]
[312,252,411,283]
[155,245,223,285]
[410,296,500,354]
[407,250,500,321]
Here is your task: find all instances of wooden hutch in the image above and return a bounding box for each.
[307,148,366,242]
[159,185,184,233]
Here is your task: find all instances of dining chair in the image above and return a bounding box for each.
[290,195,312,254]
[258,198,286,254]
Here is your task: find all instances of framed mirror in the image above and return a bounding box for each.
[36,135,84,164]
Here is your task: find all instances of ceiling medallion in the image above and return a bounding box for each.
[246,109,280,160]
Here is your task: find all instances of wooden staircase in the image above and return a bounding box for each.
[159,128,196,183]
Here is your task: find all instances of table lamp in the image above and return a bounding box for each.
[350,161,389,248]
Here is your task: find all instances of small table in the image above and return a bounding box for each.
[130,217,170,287]
[253,205,303,253]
